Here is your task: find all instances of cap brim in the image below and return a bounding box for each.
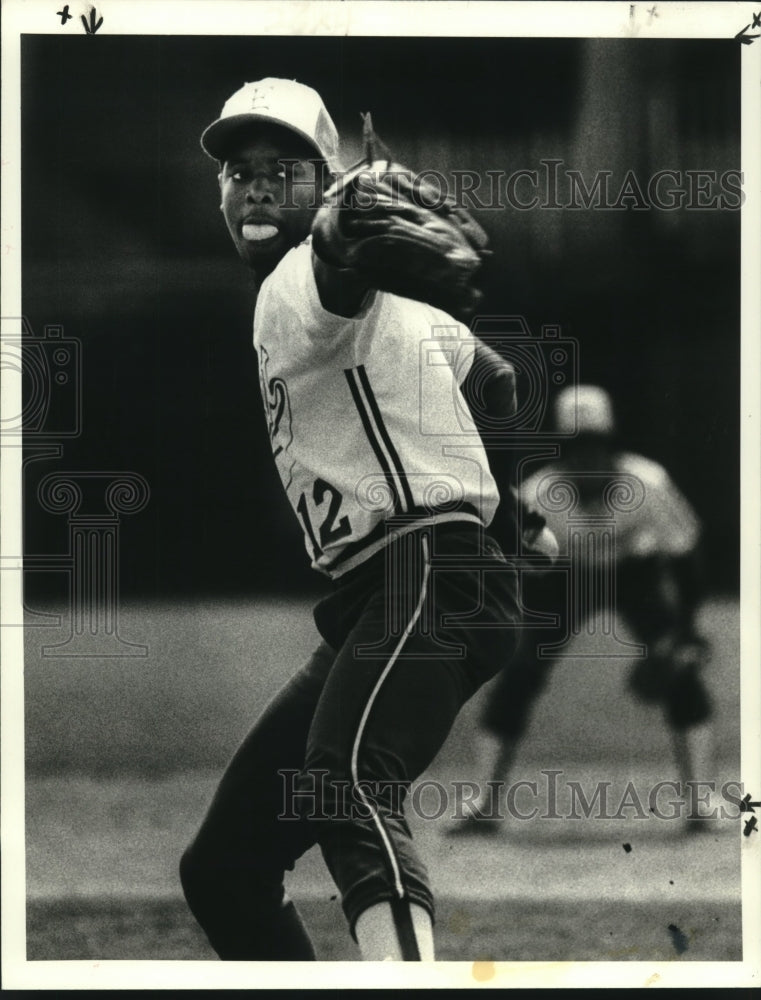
[200,113,330,166]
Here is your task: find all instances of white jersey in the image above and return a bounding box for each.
[253,240,499,578]
[521,452,700,561]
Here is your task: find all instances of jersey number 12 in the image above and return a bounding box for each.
[296,479,352,559]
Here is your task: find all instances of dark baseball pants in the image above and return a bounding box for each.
[180,523,521,960]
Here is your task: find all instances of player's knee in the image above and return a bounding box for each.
[179,839,233,915]
[180,838,281,922]
[628,656,669,703]
[481,706,530,741]
[633,637,713,728]
[480,661,551,737]
[179,841,208,913]
[665,670,713,729]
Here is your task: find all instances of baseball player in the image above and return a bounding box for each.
[179,78,542,962]
[457,384,716,830]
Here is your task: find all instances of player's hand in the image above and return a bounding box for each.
[511,485,558,572]
[522,524,559,571]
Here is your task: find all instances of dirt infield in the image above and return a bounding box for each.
[24,765,742,962]
[26,895,741,962]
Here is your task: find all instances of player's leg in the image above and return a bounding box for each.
[179,640,335,960]
[296,526,522,959]
[354,900,435,961]
[656,553,715,813]
[621,555,716,823]
[301,628,466,960]
[460,568,566,825]
[664,663,716,826]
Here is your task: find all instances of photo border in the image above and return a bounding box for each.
[2,0,759,989]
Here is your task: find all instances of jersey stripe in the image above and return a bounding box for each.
[349,534,431,913]
[344,367,405,514]
[355,365,416,512]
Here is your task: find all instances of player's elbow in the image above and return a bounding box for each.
[312,251,370,318]
[461,342,517,429]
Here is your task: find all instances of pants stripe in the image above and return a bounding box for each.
[349,534,431,902]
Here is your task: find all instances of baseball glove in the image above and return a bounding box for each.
[516,487,559,568]
[311,113,491,322]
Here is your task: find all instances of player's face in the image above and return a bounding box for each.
[219,126,327,276]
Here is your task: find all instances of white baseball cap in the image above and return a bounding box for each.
[201,77,341,172]
[555,385,615,435]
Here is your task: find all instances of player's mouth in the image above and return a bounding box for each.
[241,222,280,243]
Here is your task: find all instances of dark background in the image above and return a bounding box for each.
[20,35,741,599]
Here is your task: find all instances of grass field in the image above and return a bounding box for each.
[11,596,752,977]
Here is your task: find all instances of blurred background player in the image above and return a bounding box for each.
[458,384,716,831]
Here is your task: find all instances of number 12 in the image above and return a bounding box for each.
[296,478,352,559]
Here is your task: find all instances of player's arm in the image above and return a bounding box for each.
[627,460,706,630]
[460,338,518,494]
[655,502,704,630]
[461,339,557,564]
[311,252,372,318]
